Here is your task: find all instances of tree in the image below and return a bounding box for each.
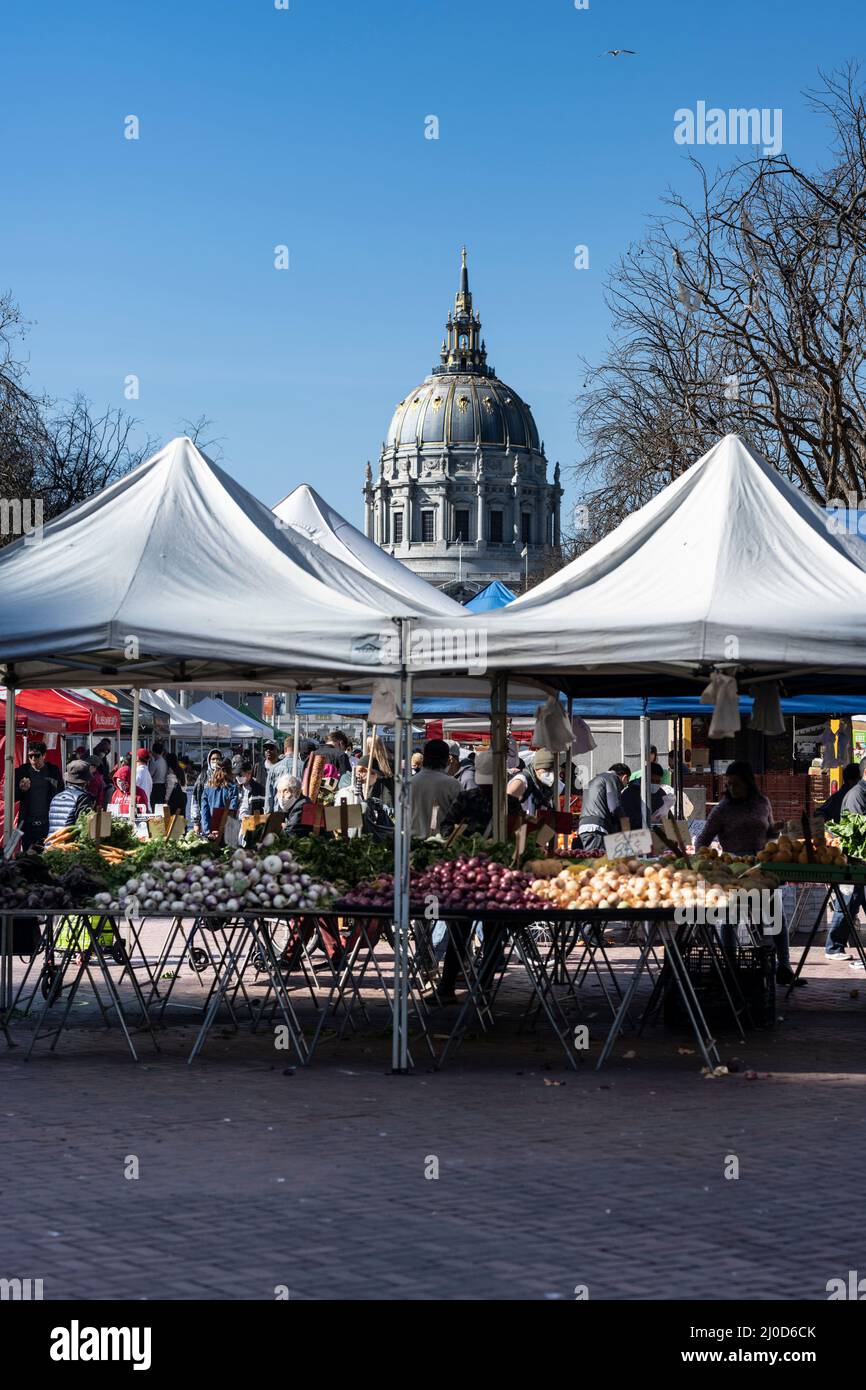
[574,65,866,537]
[0,292,156,546]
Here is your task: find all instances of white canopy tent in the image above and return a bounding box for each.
[272,483,464,617]
[454,434,866,697]
[141,689,231,741]
[186,696,274,740]
[0,436,478,1070]
[0,436,411,690]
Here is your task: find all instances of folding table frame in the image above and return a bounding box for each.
[786,881,866,993]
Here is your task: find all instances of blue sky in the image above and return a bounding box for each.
[2,0,863,525]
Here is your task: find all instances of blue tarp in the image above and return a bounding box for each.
[295,692,543,718]
[296,692,866,719]
[463,580,517,612]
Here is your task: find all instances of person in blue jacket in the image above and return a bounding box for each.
[199,761,240,837]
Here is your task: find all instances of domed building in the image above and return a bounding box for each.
[363,250,562,600]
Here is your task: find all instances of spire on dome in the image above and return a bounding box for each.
[456,246,471,314]
[434,247,490,376]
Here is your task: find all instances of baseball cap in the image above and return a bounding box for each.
[474,751,494,786]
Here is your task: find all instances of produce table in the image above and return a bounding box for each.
[0,891,810,1069]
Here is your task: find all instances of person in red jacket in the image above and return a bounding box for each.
[109,765,149,816]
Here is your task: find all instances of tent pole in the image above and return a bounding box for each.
[129,689,140,824]
[3,678,16,850]
[292,712,300,777]
[491,673,507,841]
[1,678,16,1040]
[400,675,412,1069]
[639,712,649,829]
[564,695,574,820]
[391,618,412,1074]
[391,696,404,1075]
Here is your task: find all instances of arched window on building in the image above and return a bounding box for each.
[393,511,404,545]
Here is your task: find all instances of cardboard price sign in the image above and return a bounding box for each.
[511,823,529,865]
[324,803,362,837]
[535,823,555,851]
[221,813,241,848]
[86,810,113,842]
[604,828,653,859]
[299,802,327,833]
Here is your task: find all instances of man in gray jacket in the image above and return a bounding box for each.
[577,763,631,851]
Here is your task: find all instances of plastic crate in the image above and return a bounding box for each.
[770,862,860,884]
[663,943,775,1031]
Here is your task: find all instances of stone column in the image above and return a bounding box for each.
[377,483,387,545]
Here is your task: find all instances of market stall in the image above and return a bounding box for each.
[272,482,465,618]
[139,688,231,743]
[9,432,866,1073]
[0,436,472,1067]
[185,696,275,742]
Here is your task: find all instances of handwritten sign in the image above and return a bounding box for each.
[657,816,691,851]
[222,813,241,848]
[536,823,555,851]
[604,828,653,859]
[86,810,113,842]
[324,803,362,836]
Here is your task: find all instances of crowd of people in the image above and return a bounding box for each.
[14,723,865,991]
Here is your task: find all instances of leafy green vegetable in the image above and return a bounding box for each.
[826,814,866,861]
[293,835,394,888]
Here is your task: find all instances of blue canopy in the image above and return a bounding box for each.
[295,692,543,718]
[296,691,866,720]
[464,581,516,612]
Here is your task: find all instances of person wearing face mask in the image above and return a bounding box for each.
[507,748,557,817]
[235,758,265,820]
[193,748,226,832]
[577,763,632,851]
[274,774,312,837]
[620,761,668,827]
[199,760,240,838]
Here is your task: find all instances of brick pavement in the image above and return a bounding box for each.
[2,921,866,1301]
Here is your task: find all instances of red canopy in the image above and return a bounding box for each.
[0,687,120,734]
[60,689,121,733]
